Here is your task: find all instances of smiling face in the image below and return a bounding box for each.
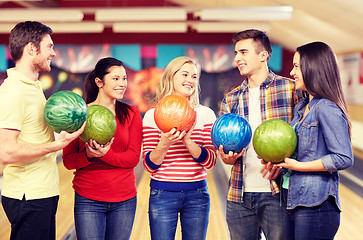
[234,38,267,77]
[172,62,198,99]
[290,52,307,91]
[33,34,56,73]
[97,65,127,101]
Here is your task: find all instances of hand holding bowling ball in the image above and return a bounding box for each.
[211,113,252,154]
[253,119,297,163]
[44,90,87,133]
[79,105,117,145]
[154,94,196,133]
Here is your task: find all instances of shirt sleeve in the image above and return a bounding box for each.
[101,107,143,168]
[0,88,24,131]
[317,102,354,172]
[62,138,92,170]
[142,109,161,173]
[195,107,217,169]
[219,95,230,117]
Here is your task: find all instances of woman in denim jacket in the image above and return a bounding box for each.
[272,42,354,240]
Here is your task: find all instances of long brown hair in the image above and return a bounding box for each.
[297,41,351,137]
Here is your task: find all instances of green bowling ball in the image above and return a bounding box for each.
[253,119,297,163]
[80,105,117,145]
[44,91,87,133]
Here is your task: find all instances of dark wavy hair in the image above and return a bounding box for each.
[84,57,132,125]
[297,41,351,137]
[232,29,272,62]
[9,21,53,62]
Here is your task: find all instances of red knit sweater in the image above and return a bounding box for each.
[63,105,142,202]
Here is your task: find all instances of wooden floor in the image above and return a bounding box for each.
[0,162,362,240]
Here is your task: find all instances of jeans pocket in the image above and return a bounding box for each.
[198,187,210,198]
[149,188,162,199]
[327,200,340,230]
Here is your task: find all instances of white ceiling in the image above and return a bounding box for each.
[169,0,363,54]
[0,0,362,54]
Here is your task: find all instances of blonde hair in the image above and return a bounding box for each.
[156,56,201,107]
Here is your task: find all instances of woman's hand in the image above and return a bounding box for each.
[276,157,300,171]
[85,138,114,159]
[160,128,186,146]
[149,128,186,165]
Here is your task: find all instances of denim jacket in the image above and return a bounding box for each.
[286,97,354,210]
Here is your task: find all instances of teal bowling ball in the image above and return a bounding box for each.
[44,91,87,133]
[79,105,117,145]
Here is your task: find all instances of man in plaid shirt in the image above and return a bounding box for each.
[217,29,304,240]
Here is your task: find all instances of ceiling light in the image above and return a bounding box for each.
[113,22,187,33]
[46,22,104,33]
[0,22,104,33]
[0,9,84,22]
[196,6,293,21]
[0,0,40,1]
[0,23,15,33]
[96,8,187,21]
[193,22,270,33]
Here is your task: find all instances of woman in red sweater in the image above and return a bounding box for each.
[63,57,142,240]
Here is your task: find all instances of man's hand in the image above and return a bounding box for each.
[216,145,245,165]
[260,159,282,180]
[57,121,86,149]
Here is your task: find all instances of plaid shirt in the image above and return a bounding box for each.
[220,71,304,202]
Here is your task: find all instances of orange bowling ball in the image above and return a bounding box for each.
[154,94,196,133]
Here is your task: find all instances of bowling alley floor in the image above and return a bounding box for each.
[0,156,363,240]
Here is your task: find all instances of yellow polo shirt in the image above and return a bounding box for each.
[0,68,59,200]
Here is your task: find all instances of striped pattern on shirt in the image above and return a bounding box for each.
[142,105,217,182]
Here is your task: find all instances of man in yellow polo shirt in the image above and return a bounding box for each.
[0,21,85,240]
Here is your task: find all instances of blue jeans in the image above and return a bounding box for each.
[148,186,210,240]
[74,192,136,240]
[284,194,340,240]
[226,192,285,240]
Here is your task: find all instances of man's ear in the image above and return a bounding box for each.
[95,77,103,88]
[26,42,37,56]
[260,50,269,62]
